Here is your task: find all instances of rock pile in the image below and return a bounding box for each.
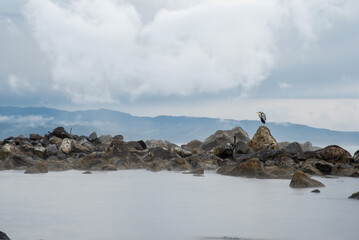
[0,125,358,182]
[0,127,221,173]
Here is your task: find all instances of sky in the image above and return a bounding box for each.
[0,0,358,131]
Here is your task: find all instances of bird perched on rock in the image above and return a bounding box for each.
[256,111,266,124]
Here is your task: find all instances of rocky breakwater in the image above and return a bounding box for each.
[0,125,358,181]
[0,127,222,173]
[215,126,358,185]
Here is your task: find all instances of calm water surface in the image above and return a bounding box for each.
[0,170,358,240]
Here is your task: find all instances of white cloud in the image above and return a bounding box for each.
[1,18,23,36]
[23,0,358,103]
[0,115,54,127]
[8,74,34,93]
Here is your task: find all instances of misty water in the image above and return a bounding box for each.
[1,170,358,240]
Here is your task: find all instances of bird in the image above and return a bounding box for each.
[256,111,266,124]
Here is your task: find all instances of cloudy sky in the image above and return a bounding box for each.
[0,0,358,131]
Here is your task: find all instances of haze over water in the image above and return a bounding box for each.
[1,170,358,240]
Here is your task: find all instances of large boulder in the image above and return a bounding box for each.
[107,139,130,158]
[330,163,357,176]
[145,140,176,150]
[52,127,72,139]
[200,126,250,152]
[247,126,279,152]
[217,158,265,178]
[289,170,325,188]
[283,142,303,155]
[29,133,43,141]
[181,140,203,150]
[315,145,352,164]
[58,138,75,154]
[234,140,253,155]
[24,161,48,174]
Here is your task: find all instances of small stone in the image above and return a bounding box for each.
[82,171,92,174]
[348,191,359,199]
[311,189,321,193]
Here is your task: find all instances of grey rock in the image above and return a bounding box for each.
[283,142,303,155]
[89,132,98,141]
[99,135,112,144]
[52,127,71,139]
[200,126,250,152]
[289,170,325,188]
[234,140,253,155]
[348,191,359,199]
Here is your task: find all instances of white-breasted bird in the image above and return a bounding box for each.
[256,111,266,124]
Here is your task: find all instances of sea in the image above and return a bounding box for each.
[0,170,358,240]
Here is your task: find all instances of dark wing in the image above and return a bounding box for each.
[261,112,266,124]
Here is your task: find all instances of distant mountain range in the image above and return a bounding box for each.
[0,106,358,150]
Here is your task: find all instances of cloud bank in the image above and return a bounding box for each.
[23,0,357,103]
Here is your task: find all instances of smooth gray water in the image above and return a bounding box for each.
[0,170,358,240]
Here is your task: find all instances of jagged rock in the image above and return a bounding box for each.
[268,168,292,179]
[77,138,93,149]
[247,126,279,152]
[145,140,176,150]
[171,157,192,170]
[217,158,266,178]
[113,135,124,141]
[138,140,147,150]
[283,142,303,155]
[348,191,359,199]
[30,145,46,158]
[143,147,177,162]
[212,144,234,159]
[349,171,359,178]
[301,163,323,176]
[73,153,109,170]
[47,160,71,171]
[182,140,202,150]
[24,161,48,174]
[49,136,62,145]
[102,164,117,171]
[186,152,220,170]
[296,151,317,161]
[173,146,192,158]
[52,127,71,139]
[353,150,359,163]
[315,160,334,175]
[29,133,43,141]
[315,145,352,164]
[289,170,325,188]
[200,126,250,152]
[89,132,97,141]
[107,139,130,158]
[58,138,75,154]
[5,154,34,169]
[0,231,11,240]
[99,135,113,144]
[275,156,297,173]
[234,140,253,155]
[126,141,147,151]
[330,163,356,176]
[301,142,321,152]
